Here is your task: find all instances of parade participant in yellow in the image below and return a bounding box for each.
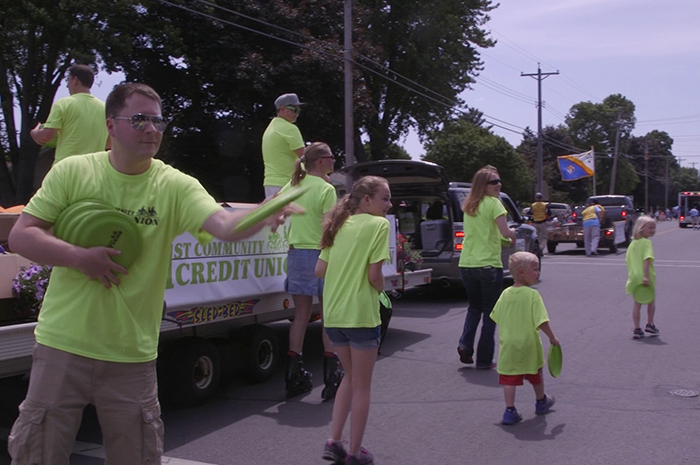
[8,83,299,465]
[530,193,550,254]
[279,142,341,400]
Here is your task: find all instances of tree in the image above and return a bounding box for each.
[363,142,410,160]
[565,94,638,195]
[0,0,139,206]
[422,119,531,203]
[627,130,677,210]
[358,0,496,160]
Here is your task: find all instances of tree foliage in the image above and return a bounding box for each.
[422,119,531,203]
[0,0,138,205]
[565,94,638,196]
[358,0,496,159]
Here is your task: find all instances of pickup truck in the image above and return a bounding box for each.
[545,212,626,254]
[584,195,638,243]
[0,206,431,406]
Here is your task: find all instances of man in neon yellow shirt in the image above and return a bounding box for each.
[30,64,110,164]
[530,192,550,254]
[261,93,306,198]
[8,83,297,465]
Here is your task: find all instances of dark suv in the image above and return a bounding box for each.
[343,160,541,288]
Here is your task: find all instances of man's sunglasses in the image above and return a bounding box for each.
[112,114,169,132]
[487,179,502,185]
[285,106,301,114]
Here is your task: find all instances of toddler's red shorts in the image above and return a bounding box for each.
[499,372,542,386]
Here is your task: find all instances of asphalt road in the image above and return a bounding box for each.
[2,219,699,464]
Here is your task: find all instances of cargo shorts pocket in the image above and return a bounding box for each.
[7,400,47,465]
[141,401,164,463]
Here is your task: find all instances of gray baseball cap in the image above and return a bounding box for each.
[274,93,306,109]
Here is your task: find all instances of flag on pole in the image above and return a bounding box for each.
[557,149,595,181]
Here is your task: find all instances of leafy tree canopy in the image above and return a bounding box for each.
[422,119,531,203]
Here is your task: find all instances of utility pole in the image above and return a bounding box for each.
[343,0,354,169]
[644,140,649,214]
[665,157,669,211]
[522,64,558,195]
[609,111,622,194]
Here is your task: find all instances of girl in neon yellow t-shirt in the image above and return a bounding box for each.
[315,176,391,465]
[625,216,658,339]
[279,142,340,400]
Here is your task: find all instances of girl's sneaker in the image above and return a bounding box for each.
[346,447,374,465]
[645,323,659,336]
[322,439,347,463]
[633,328,644,339]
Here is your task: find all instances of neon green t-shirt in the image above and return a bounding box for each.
[458,195,507,268]
[625,237,655,295]
[490,286,550,375]
[319,214,390,328]
[261,117,304,187]
[43,93,109,163]
[280,175,336,249]
[24,152,223,363]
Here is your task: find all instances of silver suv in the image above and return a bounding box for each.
[343,160,541,288]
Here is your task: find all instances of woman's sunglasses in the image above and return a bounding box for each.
[487,179,502,185]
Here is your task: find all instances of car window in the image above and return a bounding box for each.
[500,196,517,223]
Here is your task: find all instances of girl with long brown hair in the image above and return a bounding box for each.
[315,175,392,465]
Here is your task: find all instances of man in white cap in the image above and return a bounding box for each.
[261,93,306,198]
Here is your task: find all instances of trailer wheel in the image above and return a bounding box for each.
[609,242,617,253]
[576,241,584,248]
[164,338,221,407]
[248,325,278,384]
[547,242,557,254]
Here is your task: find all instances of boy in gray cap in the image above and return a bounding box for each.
[262,93,306,198]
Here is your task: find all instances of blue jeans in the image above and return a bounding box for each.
[458,266,503,367]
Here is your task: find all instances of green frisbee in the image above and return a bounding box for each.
[54,200,143,269]
[548,344,562,378]
[232,186,308,233]
[633,284,655,304]
[378,290,392,309]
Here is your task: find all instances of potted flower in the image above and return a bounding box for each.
[396,234,422,272]
[12,263,53,317]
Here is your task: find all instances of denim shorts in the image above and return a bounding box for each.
[325,326,382,350]
[284,248,324,296]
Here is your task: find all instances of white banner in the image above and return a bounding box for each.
[163,211,398,311]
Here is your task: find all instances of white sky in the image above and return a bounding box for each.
[404,0,700,168]
[57,1,699,168]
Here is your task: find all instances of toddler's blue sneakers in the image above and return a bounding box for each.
[502,407,522,425]
[535,395,555,415]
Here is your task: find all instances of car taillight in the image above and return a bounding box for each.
[621,211,627,218]
[605,229,613,236]
[454,231,464,251]
[680,215,685,221]
[572,212,577,219]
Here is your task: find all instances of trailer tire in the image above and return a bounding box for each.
[547,242,557,254]
[609,242,617,253]
[164,338,221,407]
[248,326,278,384]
